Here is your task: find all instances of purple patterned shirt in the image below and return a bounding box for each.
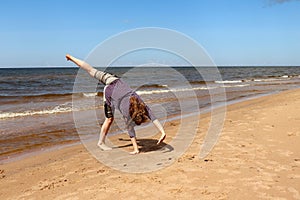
[94,70,156,138]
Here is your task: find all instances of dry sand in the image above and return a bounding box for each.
[0,89,300,199]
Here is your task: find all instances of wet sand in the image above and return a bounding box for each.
[0,89,300,199]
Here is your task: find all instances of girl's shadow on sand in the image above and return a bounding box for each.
[116,138,173,153]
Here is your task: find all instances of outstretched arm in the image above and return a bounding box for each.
[153,119,166,144]
[66,54,97,77]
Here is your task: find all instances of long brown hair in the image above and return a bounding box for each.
[128,95,149,126]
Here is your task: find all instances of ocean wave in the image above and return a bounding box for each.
[139,84,168,89]
[82,92,99,97]
[215,80,243,84]
[0,105,74,120]
[190,80,214,84]
[137,84,252,95]
[0,101,103,120]
[136,86,213,95]
[253,78,287,82]
[222,84,250,88]
[250,74,300,82]
[215,75,298,84]
[0,92,104,99]
[3,93,74,99]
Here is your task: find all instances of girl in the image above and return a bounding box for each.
[66,54,166,154]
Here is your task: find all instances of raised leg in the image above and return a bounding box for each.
[66,54,97,77]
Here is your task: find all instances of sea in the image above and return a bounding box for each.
[1,66,300,162]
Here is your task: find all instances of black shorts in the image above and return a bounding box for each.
[104,102,114,118]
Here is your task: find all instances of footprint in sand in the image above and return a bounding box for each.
[262,125,274,132]
[217,169,228,174]
[276,149,293,157]
[287,174,300,179]
[288,187,300,200]
[32,176,69,191]
[0,169,5,179]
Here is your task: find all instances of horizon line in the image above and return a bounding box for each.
[1,65,300,69]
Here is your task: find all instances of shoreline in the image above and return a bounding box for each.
[1,66,300,164]
[0,87,291,165]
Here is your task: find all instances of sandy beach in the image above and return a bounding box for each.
[0,88,300,200]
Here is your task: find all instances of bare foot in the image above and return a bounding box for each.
[157,134,166,145]
[129,150,139,155]
[97,143,112,151]
[65,54,72,61]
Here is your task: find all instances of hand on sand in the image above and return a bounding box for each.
[157,133,166,145]
[97,143,112,151]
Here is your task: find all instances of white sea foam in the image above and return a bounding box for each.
[136,84,252,95]
[136,86,211,95]
[215,80,243,84]
[0,105,74,120]
[222,84,249,88]
[83,92,98,97]
[254,78,286,82]
[137,89,169,95]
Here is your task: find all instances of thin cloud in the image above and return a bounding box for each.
[122,19,130,24]
[266,0,300,6]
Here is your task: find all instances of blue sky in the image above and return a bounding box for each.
[0,0,299,67]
